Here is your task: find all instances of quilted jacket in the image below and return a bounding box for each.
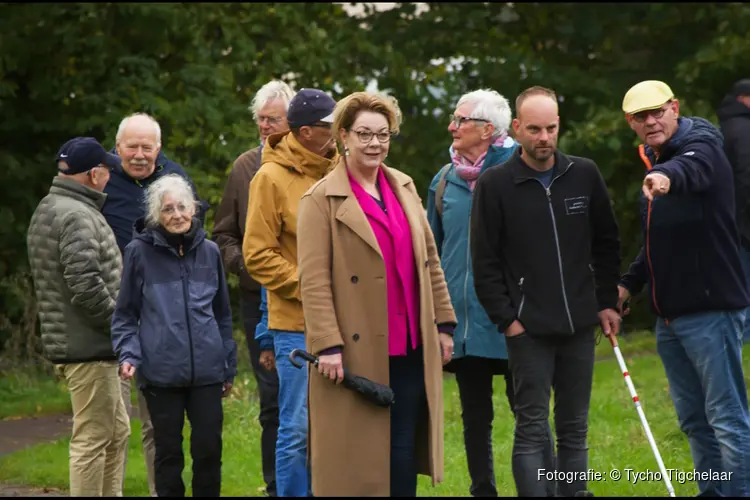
[27,177,122,363]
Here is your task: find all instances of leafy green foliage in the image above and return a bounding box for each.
[2,3,749,356]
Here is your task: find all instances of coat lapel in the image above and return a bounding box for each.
[325,160,383,259]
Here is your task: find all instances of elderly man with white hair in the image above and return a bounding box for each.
[104,112,208,254]
[102,111,208,496]
[212,79,295,497]
[426,89,556,497]
[112,173,236,498]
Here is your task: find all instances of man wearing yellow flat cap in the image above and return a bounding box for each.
[617,80,750,497]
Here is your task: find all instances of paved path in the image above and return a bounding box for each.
[0,484,66,497]
[0,406,141,497]
[0,414,73,497]
[0,414,72,458]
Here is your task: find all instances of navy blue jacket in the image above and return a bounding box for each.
[103,150,210,254]
[620,117,750,319]
[111,218,237,388]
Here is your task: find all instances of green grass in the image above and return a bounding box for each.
[0,367,71,420]
[2,329,748,496]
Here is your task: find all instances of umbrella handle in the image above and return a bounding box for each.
[289,349,318,369]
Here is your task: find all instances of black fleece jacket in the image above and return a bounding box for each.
[717,96,750,248]
[470,149,621,336]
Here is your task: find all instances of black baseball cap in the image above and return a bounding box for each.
[287,88,336,128]
[56,137,122,174]
[731,79,750,97]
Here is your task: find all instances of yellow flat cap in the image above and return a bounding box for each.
[622,80,675,114]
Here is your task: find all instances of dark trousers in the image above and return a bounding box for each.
[389,345,427,497]
[142,384,224,497]
[240,291,280,497]
[454,357,556,497]
[507,328,595,497]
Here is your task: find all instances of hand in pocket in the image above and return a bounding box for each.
[505,320,526,338]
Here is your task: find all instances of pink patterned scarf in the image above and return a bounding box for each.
[451,133,508,191]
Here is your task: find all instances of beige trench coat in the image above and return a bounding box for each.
[297,159,457,496]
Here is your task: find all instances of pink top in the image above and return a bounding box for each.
[348,167,421,356]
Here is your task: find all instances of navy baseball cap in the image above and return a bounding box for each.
[56,137,122,174]
[287,88,336,128]
[731,79,750,97]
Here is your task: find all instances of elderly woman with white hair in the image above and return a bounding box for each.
[426,89,555,497]
[111,173,237,498]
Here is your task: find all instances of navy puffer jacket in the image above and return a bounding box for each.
[111,217,237,388]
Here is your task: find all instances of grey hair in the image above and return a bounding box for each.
[144,174,196,228]
[250,80,296,120]
[116,113,162,145]
[456,89,512,138]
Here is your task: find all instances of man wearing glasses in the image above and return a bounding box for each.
[242,88,339,497]
[213,80,295,497]
[617,80,750,497]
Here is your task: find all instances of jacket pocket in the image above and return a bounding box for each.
[189,266,219,303]
[193,320,227,385]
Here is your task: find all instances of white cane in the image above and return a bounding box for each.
[608,333,676,497]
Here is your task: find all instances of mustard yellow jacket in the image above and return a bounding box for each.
[242,131,339,331]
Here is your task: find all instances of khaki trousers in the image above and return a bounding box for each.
[120,378,157,497]
[55,361,131,497]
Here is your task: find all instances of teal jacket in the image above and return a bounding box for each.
[426,140,517,360]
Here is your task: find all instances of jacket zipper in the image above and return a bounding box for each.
[638,145,665,321]
[517,277,526,317]
[178,244,196,385]
[531,161,576,334]
[463,215,472,342]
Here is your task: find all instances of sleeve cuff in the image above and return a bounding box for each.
[437,323,456,336]
[319,346,343,356]
[310,333,346,355]
[258,337,274,351]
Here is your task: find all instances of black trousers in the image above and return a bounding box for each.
[142,384,224,497]
[389,344,427,497]
[454,357,556,497]
[240,291,280,497]
[507,328,596,497]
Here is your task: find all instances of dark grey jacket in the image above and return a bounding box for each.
[27,177,122,363]
[717,96,750,248]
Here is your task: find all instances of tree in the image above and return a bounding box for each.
[2,2,749,358]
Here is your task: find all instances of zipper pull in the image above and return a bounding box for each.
[179,245,184,257]
[518,277,524,288]
[546,187,551,198]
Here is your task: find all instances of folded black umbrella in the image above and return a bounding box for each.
[289,349,395,408]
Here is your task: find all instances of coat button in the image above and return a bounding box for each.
[424,260,429,267]
[353,333,360,341]
[351,275,359,284]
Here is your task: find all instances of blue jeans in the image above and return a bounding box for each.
[272,331,310,497]
[656,309,750,496]
[740,247,750,343]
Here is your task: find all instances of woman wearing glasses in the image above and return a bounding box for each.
[111,173,237,497]
[297,91,456,497]
[425,89,556,497]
